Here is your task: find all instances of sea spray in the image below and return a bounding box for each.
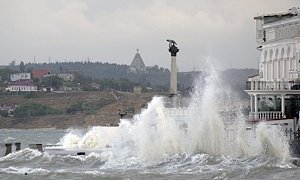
[186,70,226,155]
[59,68,291,163]
[60,127,118,149]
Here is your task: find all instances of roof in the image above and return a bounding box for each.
[254,11,293,20]
[10,80,34,86]
[32,69,49,79]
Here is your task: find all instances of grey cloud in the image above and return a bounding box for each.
[0,0,298,71]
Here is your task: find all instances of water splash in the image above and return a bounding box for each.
[59,68,290,164]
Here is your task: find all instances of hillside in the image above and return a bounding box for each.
[0,91,160,129]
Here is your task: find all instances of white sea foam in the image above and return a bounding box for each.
[0,166,49,175]
[59,66,290,164]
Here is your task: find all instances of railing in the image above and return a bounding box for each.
[246,81,300,91]
[166,107,190,117]
[249,111,282,120]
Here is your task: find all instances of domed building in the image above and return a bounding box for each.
[129,49,147,73]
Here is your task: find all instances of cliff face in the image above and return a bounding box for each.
[0,91,155,129]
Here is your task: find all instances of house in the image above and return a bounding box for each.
[245,7,300,131]
[6,81,38,92]
[57,73,75,81]
[32,69,50,79]
[133,86,142,94]
[10,73,31,82]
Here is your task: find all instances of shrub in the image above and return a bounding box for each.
[13,103,63,118]
[66,101,92,114]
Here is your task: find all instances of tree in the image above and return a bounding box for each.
[41,76,63,89]
[19,61,25,72]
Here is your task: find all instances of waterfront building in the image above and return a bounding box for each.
[246,7,300,129]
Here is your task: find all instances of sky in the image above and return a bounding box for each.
[0,0,299,71]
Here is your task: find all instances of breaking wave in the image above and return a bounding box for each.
[58,68,290,164]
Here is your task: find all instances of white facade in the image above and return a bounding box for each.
[246,8,300,124]
[256,12,300,81]
[6,85,38,92]
[57,73,75,81]
[10,73,31,82]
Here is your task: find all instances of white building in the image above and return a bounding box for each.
[10,73,31,82]
[57,73,75,82]
[6,81,38,92]
[245,7,300,130]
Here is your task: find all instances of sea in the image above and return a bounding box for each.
[1,70,300,180]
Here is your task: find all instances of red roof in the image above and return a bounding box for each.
[32,69,49,79]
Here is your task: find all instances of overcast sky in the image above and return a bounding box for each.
[0,0,299,71]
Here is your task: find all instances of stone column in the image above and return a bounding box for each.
[170,56,177,95]
[251,80,254,90]
[283,59,285,80]
[254,94,258,119]
[167,40,179,96]
[277,60,280,79]
[265,62,268,80]
[250,95,253,112]
[281,94,285,118]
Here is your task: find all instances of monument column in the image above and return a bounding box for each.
[167,40,179,96]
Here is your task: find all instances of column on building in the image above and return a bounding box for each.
[271,60,274,81]
[265,62,268,81]
[281,94,285,118]
[250,95,253,112]
[283,59,286,80]
[277,59,280,80]
[254,94,258,119]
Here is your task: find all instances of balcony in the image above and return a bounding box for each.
[249,111,282,121]
[246,81,300,91]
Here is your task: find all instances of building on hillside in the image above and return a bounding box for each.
[5,81,38,92]
[32,69,50,79]
[133,85,142,94]
[245,7,300,130]
[57,73,75,81]
[10,73,31,82]
[129,49,147,73]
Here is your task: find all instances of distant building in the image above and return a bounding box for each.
[57,73,75,81]
[10,73,31,82]
[133,85,142,94]
[129,49,147,73]
[6,81,37,92]
[32,69,50,79]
